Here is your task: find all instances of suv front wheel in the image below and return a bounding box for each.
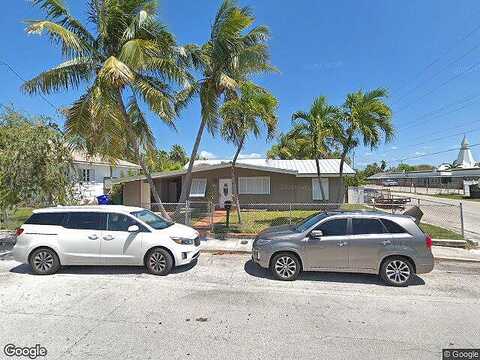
[380,256,414,287]
[270,252,301,281]
[145,248,173,276]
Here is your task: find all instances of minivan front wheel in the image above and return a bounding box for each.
[380,257,414,287]
[271,253,301,281]
[29,248,60,275]
[146,248,173,276]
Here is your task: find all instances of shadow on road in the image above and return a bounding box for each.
[9,259,198,276]
[244,260,425,286]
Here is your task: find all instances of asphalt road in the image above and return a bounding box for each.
[1,253,479,360]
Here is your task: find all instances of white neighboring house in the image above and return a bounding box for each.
[72,151,141,201]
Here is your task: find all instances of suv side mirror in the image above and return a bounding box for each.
[310,230,323,239]
[127,224,139,233]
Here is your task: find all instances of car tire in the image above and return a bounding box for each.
[270,252,301,281]
[29,248,61,275]
[380,256,414,287]
[145,248,173,276]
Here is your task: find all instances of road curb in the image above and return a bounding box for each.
[434,256,480,264]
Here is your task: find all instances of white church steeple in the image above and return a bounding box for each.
[453,135,476,168]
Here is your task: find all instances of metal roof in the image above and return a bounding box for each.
[72,150,141,169]
[190,159,355,175]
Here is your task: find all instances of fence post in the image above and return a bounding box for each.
[185,200,190,225]
[459,202,465,239]
[288,203,292,225]
[209,201,214,231]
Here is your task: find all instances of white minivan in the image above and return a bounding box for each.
[12,205,200,275]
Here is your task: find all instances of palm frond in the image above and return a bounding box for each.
[98,56,135,87]
[22,57,96,95]
[25,20,90,57]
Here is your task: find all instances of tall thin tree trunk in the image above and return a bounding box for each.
[115,91,169,219]
[138,155,170,219]
[315,157,327,201]
[176,118,207,216]
[337,155,346,204]
[231,136,245,224]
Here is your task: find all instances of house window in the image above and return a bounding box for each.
[81,169,94,182]
[190,178,207,197]
[238,177,270,195]
[312,178,329,200]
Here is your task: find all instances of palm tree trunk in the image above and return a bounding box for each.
[114,91,169,218]
[232,136,245,224]
[176,117,207,215]
[138,155,170,219]
[315,157,327,201]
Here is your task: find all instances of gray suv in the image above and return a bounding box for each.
[252,211,434,286]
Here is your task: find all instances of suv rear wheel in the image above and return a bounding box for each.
[380,256,414,287]
[270,252,301,281]
[30,248,61,275]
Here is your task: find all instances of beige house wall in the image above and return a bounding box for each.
[185,167,342,204]
[123,167,344,206]
[123,180,150,207]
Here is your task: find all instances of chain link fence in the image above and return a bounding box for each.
[144,196,465,241]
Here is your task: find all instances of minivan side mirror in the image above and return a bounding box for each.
[127,224,140,233]
[310,230,323,239]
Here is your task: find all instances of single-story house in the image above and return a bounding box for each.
[112,159,355,208]
[72,150,141,201]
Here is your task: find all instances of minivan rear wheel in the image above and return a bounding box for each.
[145,248,173,276]
[29,248,61,275]
[380,256,414,287]
[270,252,301,281]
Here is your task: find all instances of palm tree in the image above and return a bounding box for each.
[22,0,191,218]
[176,0,274,212]
[169,144,188,165]
[335,88,393,202]
[267,129,313,160]
[291,96,339,201]
[220,82,278,222]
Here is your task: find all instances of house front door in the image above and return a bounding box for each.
[219,178,233,208]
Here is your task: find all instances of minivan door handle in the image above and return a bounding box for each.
[382,239,392,245]
[103,235,114,241]
[88,234,98,240]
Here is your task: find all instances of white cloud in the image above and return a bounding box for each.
[390,146,398,150]
[414,151,426,156]
[238,152,263,159]
[364,152,373,156]
[199,150,217,159]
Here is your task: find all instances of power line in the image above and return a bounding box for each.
[0,60,59,112]
[381,125,480,157]
[392,41,480,105]
[396,96,480,131]
[395,58,480,113]
[390,20,480,97]
[390,142,480,164]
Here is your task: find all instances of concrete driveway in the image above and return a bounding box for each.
[1,253,479,360]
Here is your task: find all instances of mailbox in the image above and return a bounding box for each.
[224,200,232,210]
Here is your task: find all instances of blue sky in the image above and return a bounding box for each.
[2,0,480,168]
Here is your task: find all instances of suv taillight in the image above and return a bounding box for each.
[425,234,433,249]
[15,228,24,236]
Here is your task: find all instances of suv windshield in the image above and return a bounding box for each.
[294,212,329,232]
[130,210,173,230]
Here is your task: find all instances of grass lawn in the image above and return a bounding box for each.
[0,207,34,230]
[212,206,464,240]
[213,205,369,234]
[430,193,480,202]
[419,223,464,240]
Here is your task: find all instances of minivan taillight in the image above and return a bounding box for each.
[15,228,24,236]
[425,234,433,249]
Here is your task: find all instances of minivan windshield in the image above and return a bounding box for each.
[294,212,329,232]
[130,210,173,230]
